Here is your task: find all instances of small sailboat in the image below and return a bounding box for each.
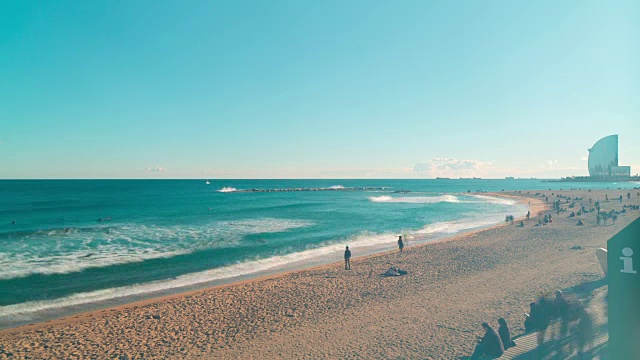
[205,180,210,185]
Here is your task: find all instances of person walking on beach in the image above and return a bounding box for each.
[398,235,404,252]
[344,246,351,270]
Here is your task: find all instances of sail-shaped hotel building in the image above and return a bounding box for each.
[588,135,631,178]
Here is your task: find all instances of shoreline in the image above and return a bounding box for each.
[0,192,538,334]
[3,189,636,359]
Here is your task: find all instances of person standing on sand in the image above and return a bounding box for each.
[398,236,404,252]
[344,246,351,270]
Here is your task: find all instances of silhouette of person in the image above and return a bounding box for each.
[344,246,351,270]
[552,290,569,342]
[470,322,504,360]
[525,302,537,333]
[553,290,567,319]
[536,297,551,350]
[10,219,16,225]
[398,236,404,252]
[498,318,516,350]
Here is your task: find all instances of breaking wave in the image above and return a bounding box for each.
[217,187,238,193]
[218,186,388,193]
[369,195,461,203]
[469,194,517,205]
[0,213,507,320]
[0,218,313,280]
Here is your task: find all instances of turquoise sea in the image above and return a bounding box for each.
[1,179,638,328]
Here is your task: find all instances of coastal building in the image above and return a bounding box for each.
[588,134,631,179]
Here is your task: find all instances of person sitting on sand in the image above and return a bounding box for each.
[498,318,516,350]
[344,246,351,270]
[470,322,504,360]
[516,221,524,227]
[398,236,404,252]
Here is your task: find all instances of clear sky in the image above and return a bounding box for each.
[1,1,638,179]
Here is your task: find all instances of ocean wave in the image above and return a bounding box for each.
[369,195,461,203]
[217,187,238,193]
[368,194,518,206]
[0,218,313,280]
[469,195,517,205]
[412,217,501,236]
[0,212,512,320]
[218,186,389,193]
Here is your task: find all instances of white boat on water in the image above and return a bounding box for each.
[205,180,210,185]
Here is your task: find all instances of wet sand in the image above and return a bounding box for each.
[1,189,639,359]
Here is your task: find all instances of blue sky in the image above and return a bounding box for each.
[1,1,638,179]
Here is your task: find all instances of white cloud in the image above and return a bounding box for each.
[547,160,559,169]
[145,166,166,172]
[580,156,589,161]
[413,158,494,178]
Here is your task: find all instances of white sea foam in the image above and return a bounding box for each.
[0,213,509,320]
[369,194,517,206]
[0,218,313,280]
[413,217,500,236]
[217,187,238,193]
[369,195,461,203]
[328,185,345,189]
[469,194,517,205]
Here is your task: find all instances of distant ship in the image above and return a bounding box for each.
[205,180,210,185]
[436,177,450,180]
[505,176,515,180]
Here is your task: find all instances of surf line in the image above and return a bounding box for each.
[219,186,390,193]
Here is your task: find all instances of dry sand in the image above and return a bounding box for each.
[1,189,639,359]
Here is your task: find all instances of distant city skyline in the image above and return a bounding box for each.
[1,1,638,179]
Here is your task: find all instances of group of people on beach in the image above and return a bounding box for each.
[343,235,406,270]
[530,213,553,227]
[524,290,595,357]
[469,288,597,359]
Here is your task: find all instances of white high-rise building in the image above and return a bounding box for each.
[588,135,631,178]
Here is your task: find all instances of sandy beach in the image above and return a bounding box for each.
[1,189,639,359]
